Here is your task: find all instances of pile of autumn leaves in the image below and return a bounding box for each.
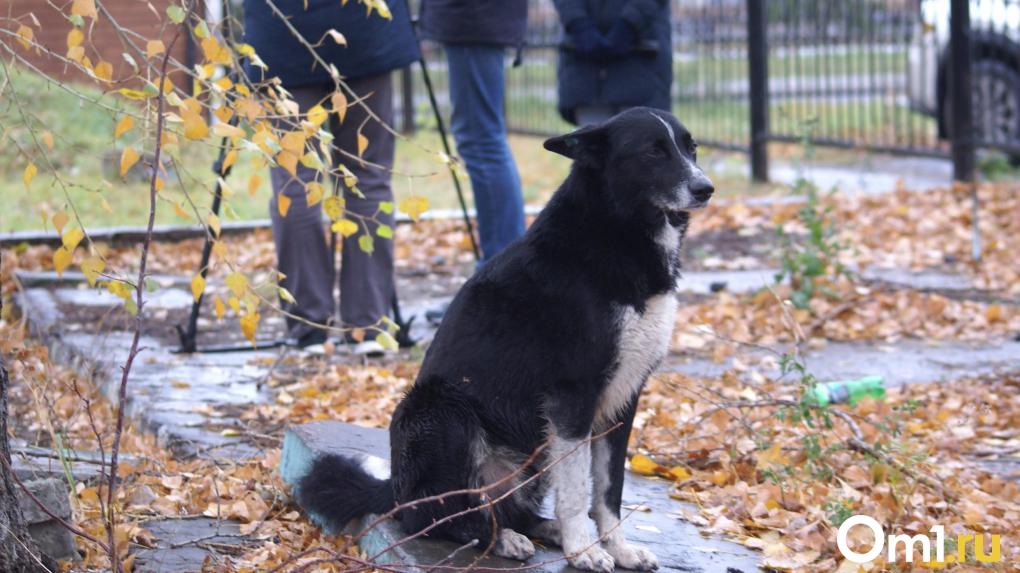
[3,182,1020,571]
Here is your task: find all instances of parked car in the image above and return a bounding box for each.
[909,0,1020,149]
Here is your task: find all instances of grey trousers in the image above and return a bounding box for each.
[270,73,396,338]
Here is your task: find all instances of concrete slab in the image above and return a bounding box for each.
[132,518,247,573]
[17,478,77,561]
[280,421,761,573]
[53,286,193,310]
[666,338,1020,387]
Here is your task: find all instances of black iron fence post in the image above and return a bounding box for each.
[401,66,416,134]
[747,0,769,182]
[949,0,981,261]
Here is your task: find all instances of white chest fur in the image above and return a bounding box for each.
[595,293,678,425]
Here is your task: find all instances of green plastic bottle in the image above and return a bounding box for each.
[809,375,885,406]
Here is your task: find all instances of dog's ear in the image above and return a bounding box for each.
[543,124,607,166]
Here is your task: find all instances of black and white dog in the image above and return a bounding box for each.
[298,108,713,572]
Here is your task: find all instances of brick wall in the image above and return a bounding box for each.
[4,0,198,87]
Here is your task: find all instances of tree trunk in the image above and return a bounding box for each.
[0,254,49,572]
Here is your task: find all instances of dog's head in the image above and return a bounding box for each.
[544,108,713,225]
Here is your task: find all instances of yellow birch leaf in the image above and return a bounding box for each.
[331,219,358,237]
[207,213,221,237]
[356,131,368,157]
[61,228,84,251]
[23,162,37,189]
[376,331,398,351]
[53,247,72,276]
[629,454,659,476]
[183,113,209,140]
[276,151,298,176]
[307,104,328,127]
[323,196,344,221]
[15,25,33,50]
[247,174,261,197]
[52,211,69,235]
[239,312,260,345]
[331,91,347,123]
[280,131,306,154]
[119,146,139,177]
[398,196,429,222]
[174,202,190,219]
[305,181,324,206]
[114,116,133,139]
[80,256,105,287]
[212,240,227,260]
[358,233,374,254]
[227,296,241,314]
[100,197,113,213]
[668,466,691,481]
[146,40,165,59]
[225,272,248,297]
[94,60,113,81]
[71,0,98,19]
[41,131,54,150]
[67,46,85,64]
[212,123,244,140]
[221,149,238,174]
[154,176,165,192]
[191,274,206,302]
[67,28,84,49]
[214,296,225,320]
[277,193,291,217]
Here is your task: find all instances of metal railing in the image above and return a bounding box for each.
[397,0,1020,182]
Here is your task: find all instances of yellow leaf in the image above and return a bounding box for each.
[398,196,429,222]
[53,246,72,277]
[94,60,113,81]
[276,151,298,176]
[183,113,209,140]
[214,296,225,320]
[307,104,328,127]
[376,331,398,351]
[247,174,261,197]
[629,454,659,476]
[239,311,260,345]
[222,149,238,174]
[67,46,85,64]
[668,466,691,481]
[116,88,151,100]
[986,304,1003,322]
[356,131,368,157]
[277,193,291,217]
[305,182,324,206]
[52,211,69,235]
[119,146,140,177]
[331,91,347,123]
[154,176,165,192]
[220,428,241,437]
[207,213,221,237]
[41,131,54,150]
[71,0,98,19]
[280,131,306,153]
[225,272,248,297]
[61,228,84,251]
[23,162,37,189]
[331,219,358,237]
[228,296,241,314]
[80,256,105,287]
[114,116,133,139]
[325,29,347,45]
[191,274,206,302]
[66,28,84,49]
[212,241,227,260]
[323,195,344,221]
[15,25,33,50]
[101,198,113,213]
[212,123,245,140]
[146,39,165,59]
[756,442,791,471]
[174,202,190,219]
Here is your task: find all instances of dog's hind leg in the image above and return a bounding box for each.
[591,396,658,571]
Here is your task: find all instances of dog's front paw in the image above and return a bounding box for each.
[607,543,658,571]
[494,528,535,561]
[567,545,615,573]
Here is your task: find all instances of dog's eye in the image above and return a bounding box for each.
[646,144,669,159]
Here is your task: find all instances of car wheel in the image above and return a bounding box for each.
[944,59,1020,148]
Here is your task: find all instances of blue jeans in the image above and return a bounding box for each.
[445,44,526,261]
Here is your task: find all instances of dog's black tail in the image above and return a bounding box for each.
[296,454,394,532]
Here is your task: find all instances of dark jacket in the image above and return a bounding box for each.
[244,0,420,88]
[418,0,528,47]
[553,0,672,124]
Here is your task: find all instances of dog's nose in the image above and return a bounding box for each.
[690,177,714,202]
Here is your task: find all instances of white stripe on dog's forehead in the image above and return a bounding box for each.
[650,112,683,155]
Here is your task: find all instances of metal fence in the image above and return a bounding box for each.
[404,0,1020,181]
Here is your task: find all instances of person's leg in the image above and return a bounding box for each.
[574,105,616,127]
[333,73,396,331]
[445,44,526,261]
[269,86,334,344]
